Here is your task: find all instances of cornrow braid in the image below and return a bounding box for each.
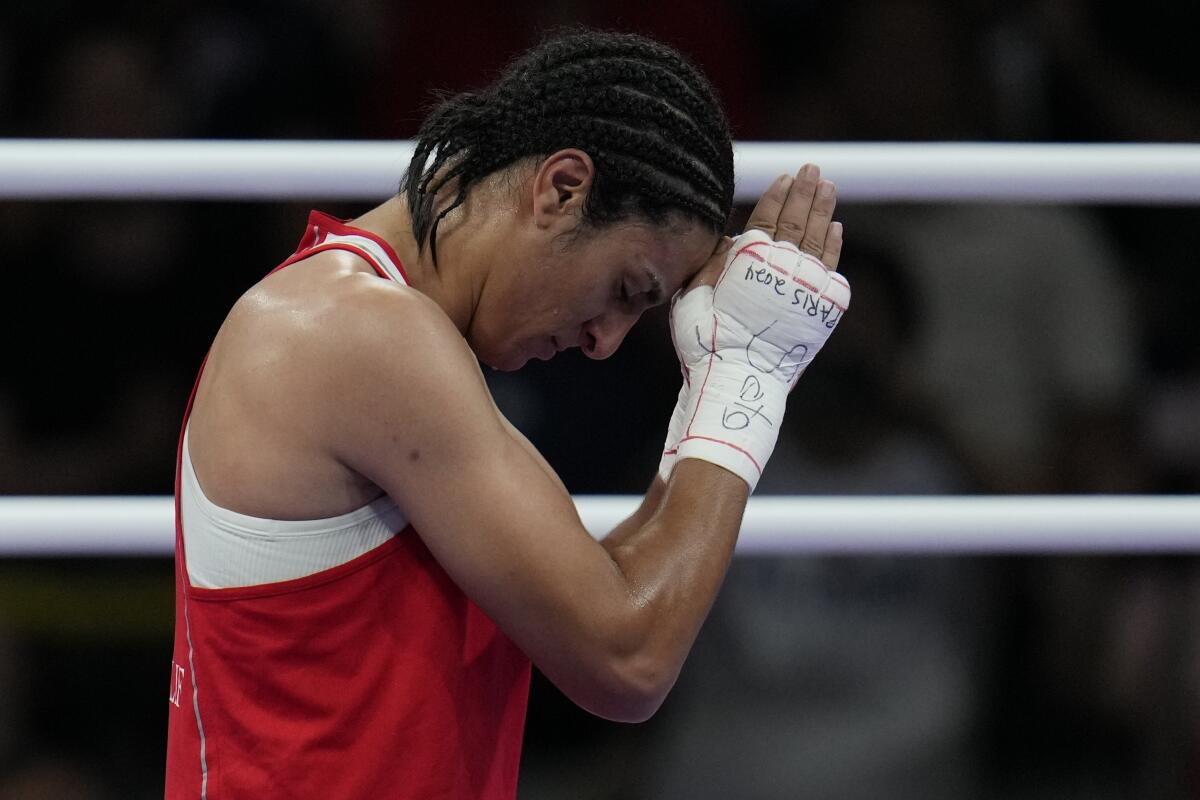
[538,64,726,166]
[401,28,735,264]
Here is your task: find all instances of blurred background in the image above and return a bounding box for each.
[1,0,1198,797]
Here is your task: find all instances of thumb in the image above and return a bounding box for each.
[684,236,735,292]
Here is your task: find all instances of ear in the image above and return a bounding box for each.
[531,149,595,230]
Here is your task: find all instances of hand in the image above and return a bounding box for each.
[657,165,850,489]
[689,163,843,289]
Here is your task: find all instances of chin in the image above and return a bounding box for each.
[480,349,531,372]
[492,358,529,372]
[467,334,520,371]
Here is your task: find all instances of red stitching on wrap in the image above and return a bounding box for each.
[736,244,768,262]
[677,435,764,475]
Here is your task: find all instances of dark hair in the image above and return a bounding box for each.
[401,28,735,263]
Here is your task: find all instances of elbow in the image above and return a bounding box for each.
[569,642,679,724]
[544,579,685,723]
[600,666,672,723]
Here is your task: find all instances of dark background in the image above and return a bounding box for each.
[2,0,1199,797]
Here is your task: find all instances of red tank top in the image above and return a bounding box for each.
[165,212,531,799]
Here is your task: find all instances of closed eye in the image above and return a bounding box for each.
[619,269,665,310]
[618,281,638,309]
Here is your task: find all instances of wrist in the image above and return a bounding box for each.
[674,358,788,492]
[657,381,690,483]
[670,455,752,497]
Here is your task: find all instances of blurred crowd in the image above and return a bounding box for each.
[1,0,1198,798]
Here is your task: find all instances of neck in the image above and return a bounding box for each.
[349,195,484,338]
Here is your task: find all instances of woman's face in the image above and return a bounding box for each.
[469,215,719,371]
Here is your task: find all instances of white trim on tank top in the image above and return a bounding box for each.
[181,422,407,589]
[318,231,408,285]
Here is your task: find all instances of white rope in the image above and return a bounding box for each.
[2,496,1198,557]
[2,140,1199,203]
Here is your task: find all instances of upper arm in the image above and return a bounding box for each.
[314,283,647,715]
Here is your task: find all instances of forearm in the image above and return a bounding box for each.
[603,458,748,688]
[599,475,668,553]
[577,169,844,720]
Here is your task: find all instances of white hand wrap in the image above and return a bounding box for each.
[658,230,851,491]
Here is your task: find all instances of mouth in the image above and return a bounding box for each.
[534,337,556,361]
[535,334,575,363]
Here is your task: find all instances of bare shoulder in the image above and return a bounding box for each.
[252,255,500,460]
[219,249,468,391]
[189,249,488,516]
[303,262,483,397]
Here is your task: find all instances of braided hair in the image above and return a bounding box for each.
[401,29,735,263]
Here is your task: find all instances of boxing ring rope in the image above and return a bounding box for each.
[2,139,1198,556]
[2,140,1200,202]
[1,496,1199,556]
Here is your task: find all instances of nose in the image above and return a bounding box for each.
[581,311,639,360]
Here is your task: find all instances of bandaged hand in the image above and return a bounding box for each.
[658,165,849,491]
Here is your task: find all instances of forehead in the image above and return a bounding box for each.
[611,217,719,286]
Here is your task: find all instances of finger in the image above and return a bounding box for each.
[773,163,821,246]
[821,221,843,270]
[684,236,734,292]
[744,174,793,238]
[800,180,837,258]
